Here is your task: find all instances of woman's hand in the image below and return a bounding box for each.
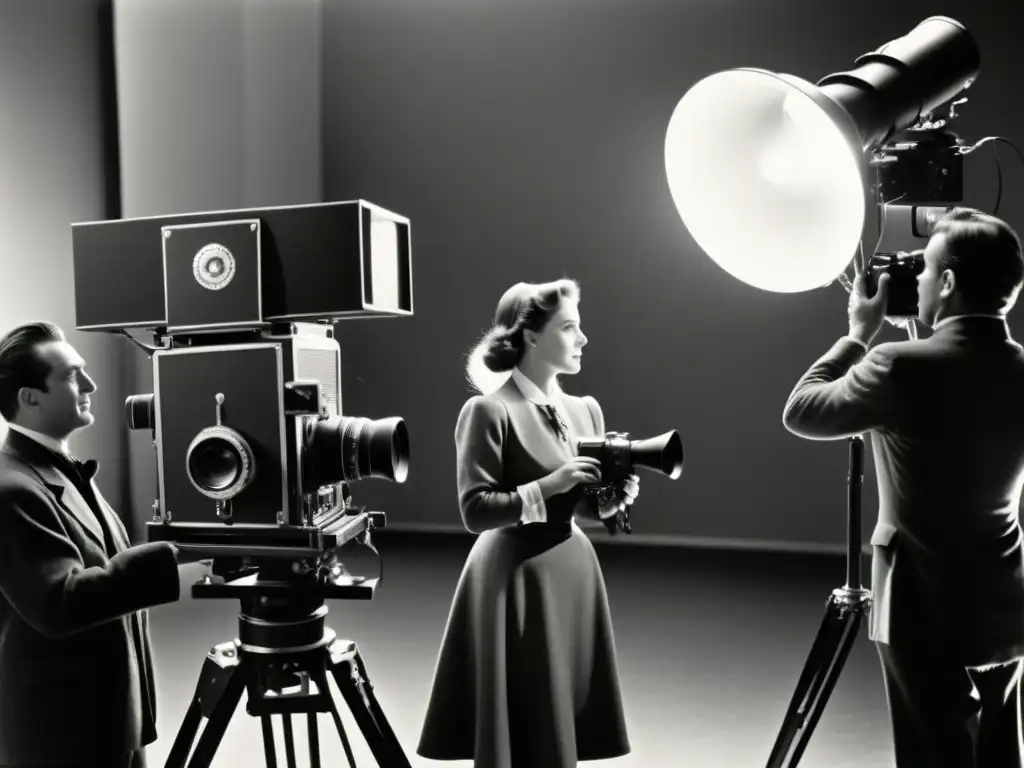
[544,456,603,496]
[597,474,640,518]
[620,474,640,506]
[592,474,639,535]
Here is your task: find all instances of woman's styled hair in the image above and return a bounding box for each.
[465,278,580,393]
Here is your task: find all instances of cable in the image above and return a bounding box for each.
[959,136,1024,216]
[959,135,1024,162]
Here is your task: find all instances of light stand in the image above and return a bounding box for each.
[765,434,870,767]
[766,323,916,768]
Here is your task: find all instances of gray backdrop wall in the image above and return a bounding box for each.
[113,0,324,536]
[8,0,1020,554]
[0,0,129,527]
[317,0,1024,552]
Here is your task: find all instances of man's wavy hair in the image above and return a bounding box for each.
[0,322,65,421]
[931,207,1024,313]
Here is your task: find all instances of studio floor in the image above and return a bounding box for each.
[150,532,895,768]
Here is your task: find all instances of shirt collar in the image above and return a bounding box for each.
[930,313,1007,333]
[511,368,558,406]
[6,422,70,458]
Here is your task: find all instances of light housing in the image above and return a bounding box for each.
[664,16,980,293]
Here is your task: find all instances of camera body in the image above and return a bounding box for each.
[129,323,406,531]
[867,249,926,318]
[576,430,684,486]
[71,200,413,559]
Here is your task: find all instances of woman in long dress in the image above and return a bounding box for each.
[417,278,639,768]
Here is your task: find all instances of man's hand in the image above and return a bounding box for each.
[847,247,891,345]
[172,543,211,565]
[195,561,224,584]
[172,545,224,584]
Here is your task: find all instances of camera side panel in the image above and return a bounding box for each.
[72,216,167,329]
[274,328,345,517]
[154,344,288,525]
[163,219,262,332]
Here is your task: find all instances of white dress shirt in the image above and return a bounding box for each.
[844,313,1006,352]
[930,313,1006,331]
[510,368,572,525]
[6,422,71,459]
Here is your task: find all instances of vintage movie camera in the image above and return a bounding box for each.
[71,200,412,595]
[576,430,684,485]
[575,429,684,535]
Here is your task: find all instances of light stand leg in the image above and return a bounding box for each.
[765,435,873,768]
[766,597,851,765]
[766,591,870,768]
[787,597,866,764]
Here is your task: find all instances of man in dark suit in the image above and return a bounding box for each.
[0,322,207,768]
[782,208,1024,767]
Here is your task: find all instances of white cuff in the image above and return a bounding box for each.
[843,336,869,352]
[517,481,547,524]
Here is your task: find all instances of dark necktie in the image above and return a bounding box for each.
[73,457,100,483]
[542,404,569,442]
[64,455,118,553]
[56,452,100,485]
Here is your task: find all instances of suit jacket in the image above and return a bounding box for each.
[0,430,180,764]
[456,378,607,532]
[783,316,1024,665]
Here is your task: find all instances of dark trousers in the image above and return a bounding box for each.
[2,748,146,768]
[877,641,1024,768]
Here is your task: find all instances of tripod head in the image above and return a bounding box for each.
[164,506,385,608]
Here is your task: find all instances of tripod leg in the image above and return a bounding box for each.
[787,608,865,766]
[281,714,298,768]
[765,599,853,768]
[308,712,321,768]
[185,671,246,768]
[326,640,412,768]
[165,699,204,767]
[165,644,246,768]
[261,715,278,768]
[309,664,359,768]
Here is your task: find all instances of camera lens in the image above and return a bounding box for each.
[304,415,409,489]
[124,393,155,431]
[186,426,256,500]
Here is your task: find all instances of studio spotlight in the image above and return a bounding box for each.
[664,16,979,293]
[662,17,989,768]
